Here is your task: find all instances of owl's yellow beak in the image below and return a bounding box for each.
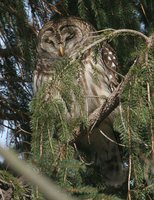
[59,45,65,57]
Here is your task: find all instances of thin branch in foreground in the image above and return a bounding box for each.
[80,29,149,56]
[99,129,125,147]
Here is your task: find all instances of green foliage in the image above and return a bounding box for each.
[0,170,28,199]
[114,47,154,199]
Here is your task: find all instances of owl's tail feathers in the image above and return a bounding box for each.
[75,119,128,188]
[92,138,128,188]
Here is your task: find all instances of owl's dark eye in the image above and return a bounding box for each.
[65,33,75,41]
[48,40,55,46]
[44,38,55,46]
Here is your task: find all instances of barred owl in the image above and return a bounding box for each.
[34,17,126,187]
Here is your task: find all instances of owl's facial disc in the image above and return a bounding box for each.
[39,21,87,58]
[41,30,65,57]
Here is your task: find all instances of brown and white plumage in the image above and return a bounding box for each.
[33,17,126,187]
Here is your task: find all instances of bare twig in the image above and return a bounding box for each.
[80,29,149,56]
[99,129,125,147]
[128,154,132,200]
[127,88,132,200]
[16,125,31,135]
[146,33,154,157]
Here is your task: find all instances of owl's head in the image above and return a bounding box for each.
[37,17,95,59]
